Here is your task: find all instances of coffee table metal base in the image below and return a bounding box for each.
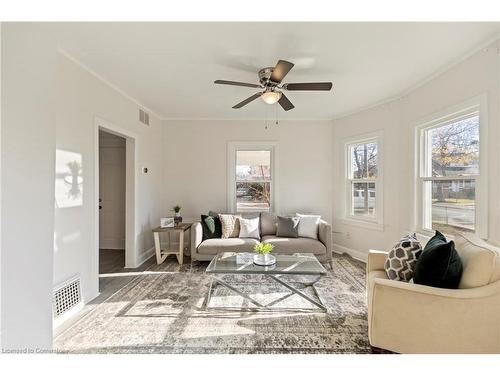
[203,274,327,312]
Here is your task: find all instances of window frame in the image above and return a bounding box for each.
[227,141,278,213]
[415,96,488,239]
[343,132,384,228]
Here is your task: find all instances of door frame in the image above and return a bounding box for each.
[93,116,137,281]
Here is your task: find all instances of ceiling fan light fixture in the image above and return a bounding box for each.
[261,91,282,105]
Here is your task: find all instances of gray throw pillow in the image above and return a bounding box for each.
[260,212,278,236]
[276,216,299,238]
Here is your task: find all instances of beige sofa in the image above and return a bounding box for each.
[190,212,332,266]
[367,232,500,354]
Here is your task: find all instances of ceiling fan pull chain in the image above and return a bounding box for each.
[275,103,279,125]
[265,104,269,129]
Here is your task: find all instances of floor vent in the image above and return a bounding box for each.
[139,108,150,126]
[53,276,82,319]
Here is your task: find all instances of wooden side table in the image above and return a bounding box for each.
[152,223,192,265]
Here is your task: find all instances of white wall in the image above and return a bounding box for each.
[1,23,57,350]
[162,120,333,223]
[54,53,164,304]
[0,21,3,349]
[332,40,500,260]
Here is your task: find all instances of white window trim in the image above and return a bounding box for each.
[414,95,488,239]
[227,141,278,213]
[341,131,384,229]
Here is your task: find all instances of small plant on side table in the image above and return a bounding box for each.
[172,205,182,225]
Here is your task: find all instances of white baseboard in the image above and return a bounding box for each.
[135,246,155,268]
[53,303,84,337]
[333,243,368,263]
[53,288,100,338]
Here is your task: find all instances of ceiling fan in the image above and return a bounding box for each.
[214,59,333,111]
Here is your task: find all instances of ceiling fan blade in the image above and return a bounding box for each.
[278,93,295,111]
[232,93,262,109]
[215,80,261,88]
[282,82,333,91]
[270,60,294,84]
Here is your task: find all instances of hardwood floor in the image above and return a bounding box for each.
[99,249,125,274]
[54,249,173,338]
[98,249,156,299]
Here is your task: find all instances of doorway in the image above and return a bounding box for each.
[94,116,137,299]
[98,130,126,274]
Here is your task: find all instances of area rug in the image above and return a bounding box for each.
[53,253,370,353]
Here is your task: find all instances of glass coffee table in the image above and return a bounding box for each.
[204,252,328,312]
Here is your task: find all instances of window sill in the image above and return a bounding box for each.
[341,218,384,232]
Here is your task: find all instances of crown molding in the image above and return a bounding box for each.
[59,30,500,124]
[332,32,500,122]
[161,117,335,122]
[58,48,164,120]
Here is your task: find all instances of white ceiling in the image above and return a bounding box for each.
[57,22,500,120]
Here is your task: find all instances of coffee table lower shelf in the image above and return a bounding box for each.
[203,274,327,312]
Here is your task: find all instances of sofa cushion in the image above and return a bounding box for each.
[219,214,241,239]
[384,233,422,282]
[240,212,260,220]
[197,238,259,255]
[296,213,321,239]
[260,212,278,236]
[208,210,224,217]
[413,231,463,289]
[276,216,299,238]
[200,214,222,241]
[261,235,326,255]
[238,217,260,239]
[455,232,500,289]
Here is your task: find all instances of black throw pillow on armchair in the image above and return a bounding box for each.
[413,231,463,289]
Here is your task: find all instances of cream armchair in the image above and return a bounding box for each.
[367,232,500,354]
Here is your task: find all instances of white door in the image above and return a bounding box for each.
[99,132,126,249]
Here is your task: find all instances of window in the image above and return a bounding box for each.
[345,137,382,224]
[228,142,276,213]
[417,104,486,237]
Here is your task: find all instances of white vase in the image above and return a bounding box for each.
[253,253,276,266]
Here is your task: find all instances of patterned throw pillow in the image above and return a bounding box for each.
[218,214,241,239]
[384,233,422,282]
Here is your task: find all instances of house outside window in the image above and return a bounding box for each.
[416,99,487,238]
[345,134,383,226]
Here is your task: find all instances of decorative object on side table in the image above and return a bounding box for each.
[160,217,175,228]
[172,205,182,225]
[253,242,276,266]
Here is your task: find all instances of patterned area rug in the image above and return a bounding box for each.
[54,253,370,353]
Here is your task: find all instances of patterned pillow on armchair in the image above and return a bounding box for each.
[384,233,422,282]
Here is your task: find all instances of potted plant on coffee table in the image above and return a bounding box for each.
[253,242,276,266]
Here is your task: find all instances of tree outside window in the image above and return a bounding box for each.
[347,140,378,219]
[421,113,480,234]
